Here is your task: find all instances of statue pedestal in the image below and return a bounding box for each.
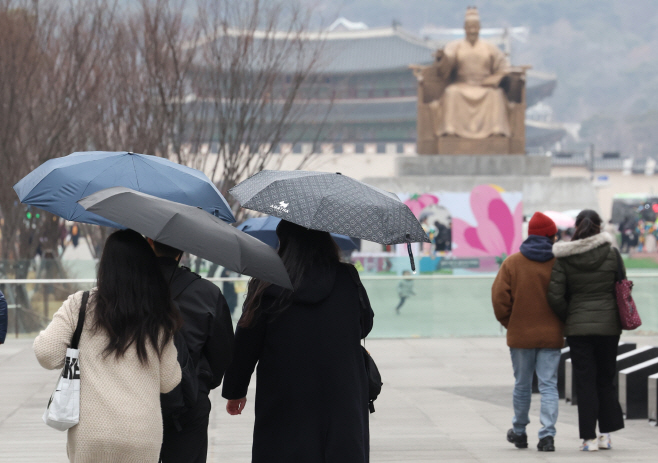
[397,154,550,176]
[437,136,524,155]
[362,155,598,214]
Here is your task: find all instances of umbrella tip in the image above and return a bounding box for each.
[336,172,342,175]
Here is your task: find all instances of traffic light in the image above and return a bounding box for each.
[25,207,41,220]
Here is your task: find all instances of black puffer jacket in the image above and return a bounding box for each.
[547,232,622,336]
[158,257,234,393]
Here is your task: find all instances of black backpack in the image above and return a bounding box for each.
[346,266,383,413]
[160,269,202,428]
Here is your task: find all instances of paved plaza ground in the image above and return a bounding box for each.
[2,335,658,462]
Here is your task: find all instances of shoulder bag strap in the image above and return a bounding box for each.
[70,291,89,349]
[613,247,626,282]
[345,264,370,344]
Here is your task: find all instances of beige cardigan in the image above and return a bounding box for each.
[34,290,181,463]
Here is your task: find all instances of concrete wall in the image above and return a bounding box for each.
[397,155,551,176]
[361,175,599,217]
[552,166,658,221]
[199,151,654,221]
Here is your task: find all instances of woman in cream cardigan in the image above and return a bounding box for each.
[34,229,181,463]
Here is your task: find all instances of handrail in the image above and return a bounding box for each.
[2,272,658,284]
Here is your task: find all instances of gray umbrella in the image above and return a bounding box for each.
[229,170,429,270]
[78,187,292,289]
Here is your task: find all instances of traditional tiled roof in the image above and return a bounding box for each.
[319,27,438,74]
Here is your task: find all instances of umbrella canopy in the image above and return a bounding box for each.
[561,209,581,220]
[230,170,428,245]
[238,216,358,251]
[543,210,576,230]
[14,151,235,227]
[78,187,291,289]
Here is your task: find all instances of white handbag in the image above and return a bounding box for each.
[43,291,88,431]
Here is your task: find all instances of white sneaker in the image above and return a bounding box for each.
[580,439,598,451]
[598,434,612,450]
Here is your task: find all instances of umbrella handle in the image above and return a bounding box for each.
[406,235,416,274]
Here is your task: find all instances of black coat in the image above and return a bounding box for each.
[158,257,234,393]
[222,263,374,463]
[0,290,7,344]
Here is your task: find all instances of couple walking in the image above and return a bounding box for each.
[492,210,625,452]
[34,219,373,463]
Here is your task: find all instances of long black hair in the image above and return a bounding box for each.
[93,229,181,364]
[239,220,340,328]
[571,209,602,241]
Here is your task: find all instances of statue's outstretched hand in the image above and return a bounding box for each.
[409,65,424,83]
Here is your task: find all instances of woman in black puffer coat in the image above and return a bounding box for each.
[547,209,624,452]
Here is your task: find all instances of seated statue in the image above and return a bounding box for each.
[411,7,527,154]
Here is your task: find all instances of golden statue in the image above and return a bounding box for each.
[411,7,528,154]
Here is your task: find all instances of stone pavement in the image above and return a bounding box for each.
[2,335,658,462]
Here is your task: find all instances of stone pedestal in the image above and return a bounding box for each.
[620,358,658,419]
[397,154,550,176]
[565,343,643,406]
[437,136,515,155]
[649,372,658,424]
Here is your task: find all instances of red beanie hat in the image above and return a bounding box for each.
[528,212,557,237]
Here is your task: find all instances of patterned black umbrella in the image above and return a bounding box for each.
[229,170,429,270]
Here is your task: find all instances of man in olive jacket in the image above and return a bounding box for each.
[492,212,564,452]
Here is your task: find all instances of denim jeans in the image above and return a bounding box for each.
[510,348,561,439]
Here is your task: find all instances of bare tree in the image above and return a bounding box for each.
[87,0,198,159]
[189,0,329,215]
[0,0,115,262]
[1,0,332,265]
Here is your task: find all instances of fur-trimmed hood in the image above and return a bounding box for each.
[552,232,615,272]
[552,232,615,258]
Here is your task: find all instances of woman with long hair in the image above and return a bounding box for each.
[547,209,625,451]
[222,220,374,463]
[34,229,181,462]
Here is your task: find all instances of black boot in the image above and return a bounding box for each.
[507,429,528,449]
[537,435,555,451]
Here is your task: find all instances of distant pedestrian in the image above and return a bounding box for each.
[547,209,624,451]
[221,268,238,316]
[33,229,181,462]
[492,212,564,452]
[58,221,68,252]
[433,220,450,251]
[0,289,7,345]
[222,220,373,463]
[70,224,80,248]
[395,271,415,314]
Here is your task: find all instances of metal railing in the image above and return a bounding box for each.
[2,273,657,339]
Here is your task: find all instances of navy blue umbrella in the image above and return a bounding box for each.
[14,151,235,227]
[238,216,358,251]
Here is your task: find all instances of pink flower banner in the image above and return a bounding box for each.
[398,185,523,258]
